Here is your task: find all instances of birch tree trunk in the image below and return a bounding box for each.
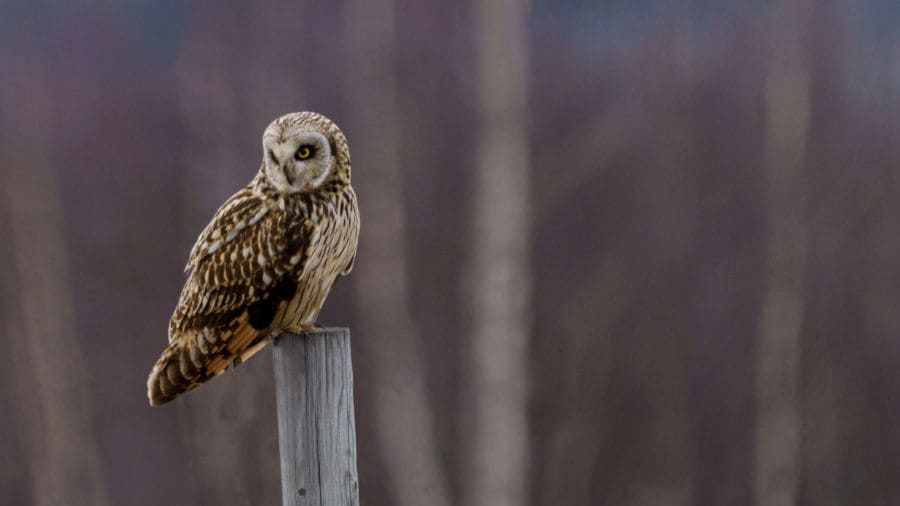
[755,3,811,504]
[342,1,452,505]
[465,0,532,505]
[0,64,110,506]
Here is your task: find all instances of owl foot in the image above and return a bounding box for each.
[284,323,318,335]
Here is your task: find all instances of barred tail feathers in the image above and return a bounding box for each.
[146,313,268,406]
[147,341,205,406]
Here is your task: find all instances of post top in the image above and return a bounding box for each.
[274,327,350,342]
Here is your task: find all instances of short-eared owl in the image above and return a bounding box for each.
[147,112,359,406]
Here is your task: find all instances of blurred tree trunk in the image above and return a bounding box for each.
[342,1,453,505]
[536,266,618,506]
[754,3,811,505]
[0,70,110,506]
[464,0,532,505]
[172,6,281,504]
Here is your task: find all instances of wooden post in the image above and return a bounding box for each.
[272,328,360,506]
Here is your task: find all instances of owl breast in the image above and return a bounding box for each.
[271,186,359,332]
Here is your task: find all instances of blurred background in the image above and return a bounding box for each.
[1,0,899,505]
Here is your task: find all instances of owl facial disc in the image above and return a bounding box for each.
[262,128,333,193]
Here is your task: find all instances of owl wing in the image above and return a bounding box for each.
[147,188,315,405]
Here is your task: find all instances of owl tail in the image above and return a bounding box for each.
[146,339,209,406]
[147,315,271,406]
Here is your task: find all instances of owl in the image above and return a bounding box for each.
[147,112,359,406]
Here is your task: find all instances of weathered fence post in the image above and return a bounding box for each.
[272,328,360,506]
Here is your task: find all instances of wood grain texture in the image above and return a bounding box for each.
[272,328,360,506]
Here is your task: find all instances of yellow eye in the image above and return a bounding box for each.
[295,145,314,160]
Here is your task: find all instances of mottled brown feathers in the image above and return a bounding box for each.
[147,112,359,406]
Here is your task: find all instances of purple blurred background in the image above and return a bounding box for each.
[2,1,900,505]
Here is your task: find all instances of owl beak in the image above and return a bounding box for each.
[282,164,295,185]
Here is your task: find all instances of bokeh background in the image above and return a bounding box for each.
[2,1,899,505]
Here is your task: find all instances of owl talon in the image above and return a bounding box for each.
[284,323,317,335]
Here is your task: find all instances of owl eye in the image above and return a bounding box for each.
[295,145,315,160]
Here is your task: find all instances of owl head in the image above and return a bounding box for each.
[261,112,350,193]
